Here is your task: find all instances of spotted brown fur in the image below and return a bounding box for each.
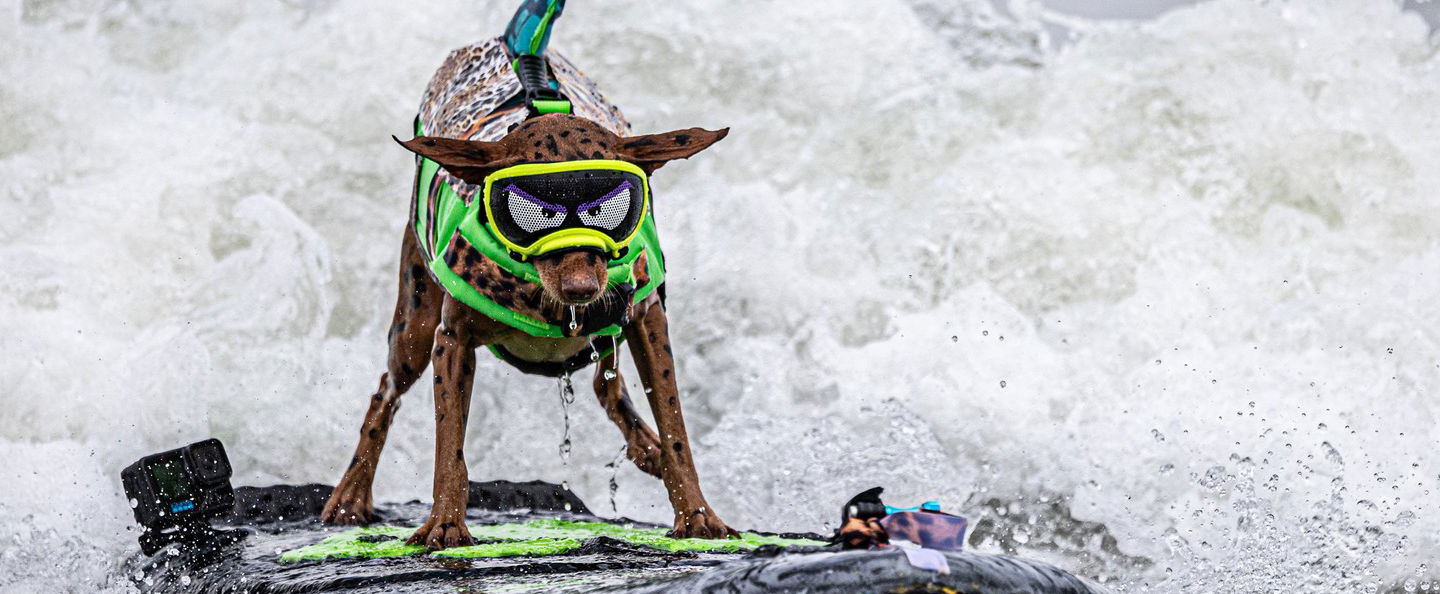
[323,34,736,548]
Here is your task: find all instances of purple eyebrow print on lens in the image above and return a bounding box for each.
[504,183,565,212]
[577,180,634,212]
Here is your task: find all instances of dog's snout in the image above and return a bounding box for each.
[533,249,609,305]
[560,275,601,302]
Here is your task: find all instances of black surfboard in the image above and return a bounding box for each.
[122,481,1109,593]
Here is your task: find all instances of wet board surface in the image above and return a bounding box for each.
[280,519,823,562]
[122,481,1111,594]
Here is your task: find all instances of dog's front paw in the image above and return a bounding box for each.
[406,513,474,549]
[668,507,739,540]
[320,482,376,525]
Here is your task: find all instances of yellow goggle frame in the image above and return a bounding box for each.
[481,160,650,260]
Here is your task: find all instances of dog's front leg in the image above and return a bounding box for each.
[407,299,478,548]
[593,351,664,478]
[624,296,738,539]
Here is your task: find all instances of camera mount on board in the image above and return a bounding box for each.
[120,439,246,555]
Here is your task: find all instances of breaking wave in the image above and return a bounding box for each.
[2,0,1437,591]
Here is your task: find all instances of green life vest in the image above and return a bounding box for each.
[411,120,666,341]
[410,34,656,375]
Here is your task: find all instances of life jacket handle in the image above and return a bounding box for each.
[502,0,573,116]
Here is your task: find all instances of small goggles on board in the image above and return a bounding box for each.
[482,160,649,260]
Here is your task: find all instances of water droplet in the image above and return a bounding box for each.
[568,306,578,331]
[982,330,989,336]
[604,369,616,380]
[606,443,628,514]
[180,575,191,586]
[1159,463,1175,475]
[1198,465,1228,490]
[559,373,575,404]
[557,374,576,463]
[999,380,1007,388]
[950,335,958,343]
[1322,441,1344,465]
[1152,429,1166,442]
[128,498,138,509]
[563,502,572,512]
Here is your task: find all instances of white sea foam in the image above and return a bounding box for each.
[2,0,1438,591]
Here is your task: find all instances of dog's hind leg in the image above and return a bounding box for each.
[321,226,442,525]
[593,352,664,478]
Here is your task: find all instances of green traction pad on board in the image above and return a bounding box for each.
[279,519,825,563]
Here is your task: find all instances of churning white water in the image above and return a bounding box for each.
[2,0,1438,591]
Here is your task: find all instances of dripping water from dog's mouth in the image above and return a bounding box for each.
[604,443,628,515]
[600,346,622,513]
[556,372,575,464]
[555,370,575,513]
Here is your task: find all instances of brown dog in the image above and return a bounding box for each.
[318,38,735,548]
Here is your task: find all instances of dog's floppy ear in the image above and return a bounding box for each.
[616,127,729,173]
[394,135,522,185]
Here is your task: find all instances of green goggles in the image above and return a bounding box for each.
[482,160,651,259]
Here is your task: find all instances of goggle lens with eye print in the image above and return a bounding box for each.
[482,160,650,259]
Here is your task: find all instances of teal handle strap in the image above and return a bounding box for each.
[885,502,942,514]
[502,0,572,116]
[503,0,565,58]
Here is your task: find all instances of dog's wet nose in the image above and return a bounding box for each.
[534,249,609,305]
[560,276,602,303]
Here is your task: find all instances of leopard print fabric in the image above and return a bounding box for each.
[879,512,968,552]
[414,37,632,257]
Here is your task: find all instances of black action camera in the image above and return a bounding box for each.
[121,439,241,555]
